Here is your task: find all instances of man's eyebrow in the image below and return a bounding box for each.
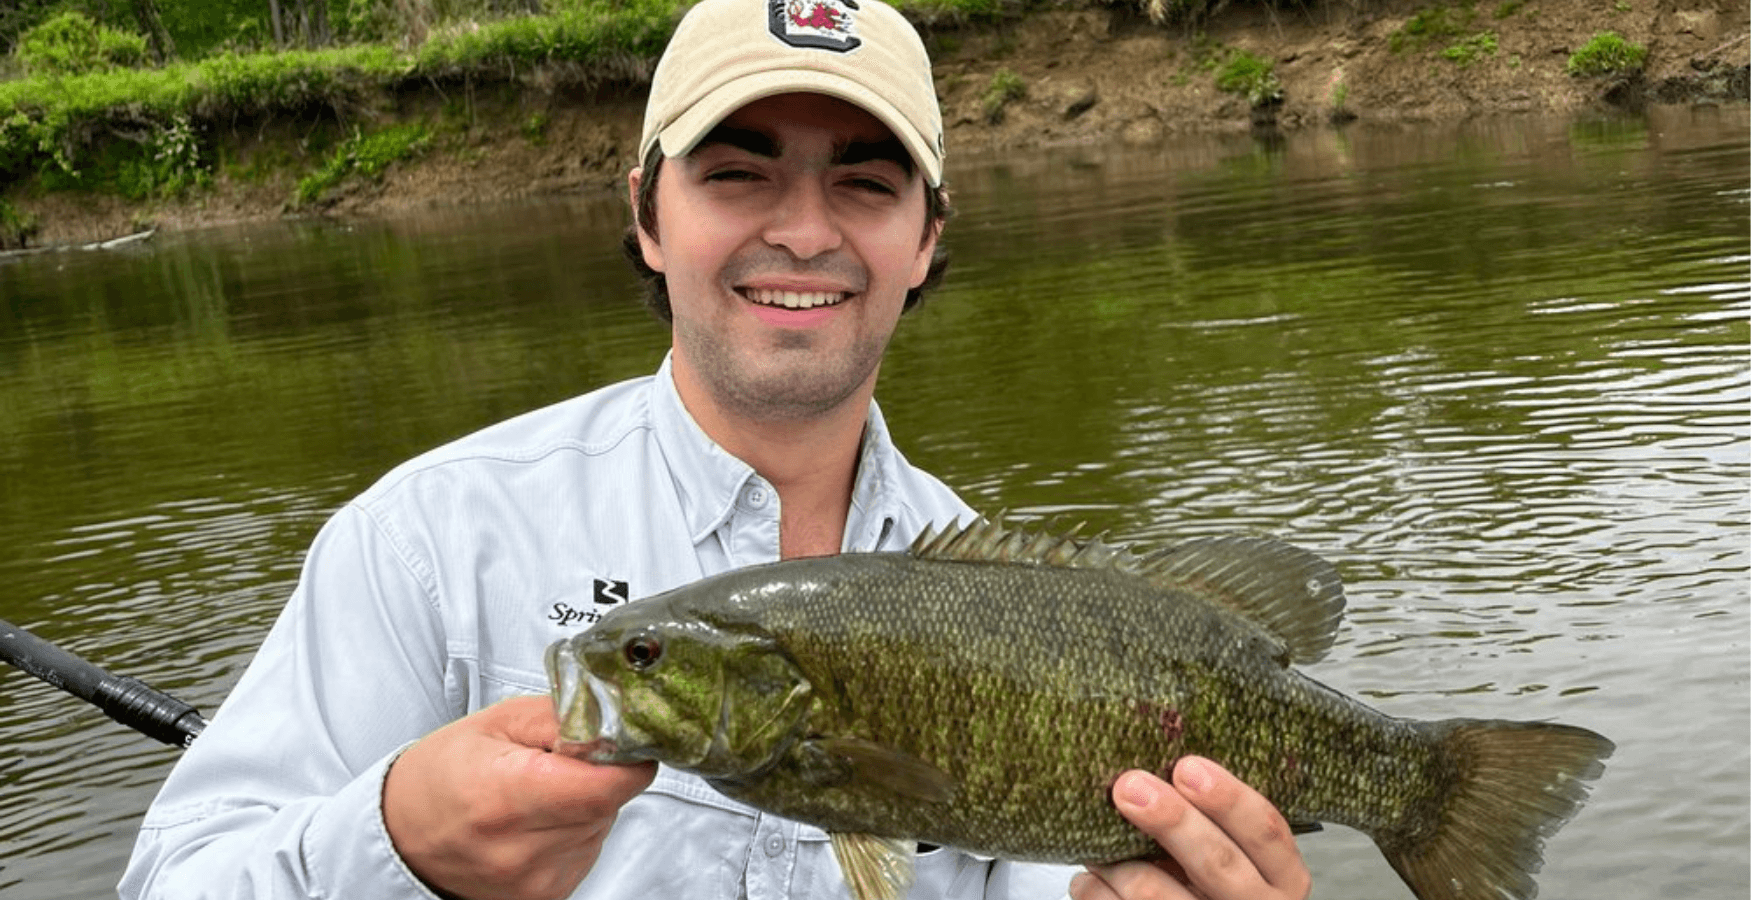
[832,136,915,175]
[692,125,779,158]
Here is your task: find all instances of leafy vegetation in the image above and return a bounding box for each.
[296,122,430,205]
[0,195,40,248]
[18,11,149,76]
[1442,31,1498,67]
[1567,31,1647,77]
[1389,5,1474,54]
[981,67,1025,123]
[1213,48,1280,107]
[0,2,680,197]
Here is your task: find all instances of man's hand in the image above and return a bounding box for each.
[383,696,657,900]
[1070,758,1312,900]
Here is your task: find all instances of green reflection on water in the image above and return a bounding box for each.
[0,107,1747,900]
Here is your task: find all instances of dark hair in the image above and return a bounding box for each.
[621,142,953,322]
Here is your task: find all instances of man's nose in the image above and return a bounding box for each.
[762,179,843,260]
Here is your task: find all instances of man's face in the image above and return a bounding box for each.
[632,92,940,425]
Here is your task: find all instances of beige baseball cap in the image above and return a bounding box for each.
[639,0,945,186]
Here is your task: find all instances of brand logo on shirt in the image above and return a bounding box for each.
[549,578,630,628]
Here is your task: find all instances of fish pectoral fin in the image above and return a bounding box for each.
[830,832,917,900]
[1288,819,1323,835]
[813,737,957,803]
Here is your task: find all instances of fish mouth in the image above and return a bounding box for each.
[546,640,633,763]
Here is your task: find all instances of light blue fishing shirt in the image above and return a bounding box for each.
[119,353,1077,900]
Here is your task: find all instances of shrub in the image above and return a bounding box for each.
[0,4,681,196]
[0,196,40,249]
[1567,31,1647,77]
[981,67,1025,123]
[1442,31,1498,67]
[1389,6,1471,54]
[1214,49,1281,107]
[18,12,148,76]
[295,123,431,205]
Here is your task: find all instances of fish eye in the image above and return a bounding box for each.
[623,632,663,671]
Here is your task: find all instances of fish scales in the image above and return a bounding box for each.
[722,553,1422,861]
[548,519,1614,900]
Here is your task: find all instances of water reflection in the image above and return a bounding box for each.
[0,105,1747,898]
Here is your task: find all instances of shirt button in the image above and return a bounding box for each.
[764,833,785,857]
[746,487,768,507]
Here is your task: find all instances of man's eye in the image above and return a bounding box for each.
[844,177,897,195]
[705,169,761,182]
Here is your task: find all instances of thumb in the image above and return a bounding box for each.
[481,695,564,750]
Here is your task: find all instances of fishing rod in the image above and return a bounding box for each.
[0,617,206,749]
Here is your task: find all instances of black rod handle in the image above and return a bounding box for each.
[0,617,206,748]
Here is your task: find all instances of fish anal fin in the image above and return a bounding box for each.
[1140,536,1346,665]
[830,832,916,900]
[812,736,957,803]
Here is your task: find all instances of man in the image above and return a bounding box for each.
[120,0,1312,898]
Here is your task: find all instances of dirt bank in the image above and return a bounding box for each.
[14,0,1750,246]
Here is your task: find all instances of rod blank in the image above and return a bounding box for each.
[0,617,206,748]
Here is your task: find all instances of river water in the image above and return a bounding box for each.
[0,106,1746,899]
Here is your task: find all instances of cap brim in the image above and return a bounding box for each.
[654,69,942,187]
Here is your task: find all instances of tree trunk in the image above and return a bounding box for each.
[130,0,177,62]
[291,0,310,47]
[310,0,330,46]
[267,0,286,47]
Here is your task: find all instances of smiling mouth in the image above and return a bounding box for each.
[742,288,849,310]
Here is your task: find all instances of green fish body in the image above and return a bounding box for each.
[547,519,1612,900]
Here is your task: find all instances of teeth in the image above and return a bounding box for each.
[749,289,843,309]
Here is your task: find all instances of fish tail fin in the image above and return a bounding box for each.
[1382,719,1614,900]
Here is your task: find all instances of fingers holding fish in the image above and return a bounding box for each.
[1074,855,1202,897]
[481,696,659,827]
[544,519,1612,900]
[382,697,657,900]
[1071,862,1209,900]
[1169,757,1312,900]
[1106,765,1310,900]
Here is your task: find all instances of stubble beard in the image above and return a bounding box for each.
[678,315,892,424]
[677,249,893,424]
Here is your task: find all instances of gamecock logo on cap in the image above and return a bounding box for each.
[768,0,861,52]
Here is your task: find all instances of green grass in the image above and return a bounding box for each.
[18,11,148,76]
[0,195,40,248]
[981,67,1026,123]
[1390,6,1475,54]
[1214,49,1281,107]
[0,1,681,194]
[1442,31,1498,67]
[1567,31,1647,77]
[295,122,431,205]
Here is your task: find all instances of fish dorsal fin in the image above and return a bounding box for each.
[910,516,1140,574]
[1139,536,1346,665]
[912,518,1346,666]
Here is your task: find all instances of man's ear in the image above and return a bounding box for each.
[629,167,664,273]
[910,214,943,289]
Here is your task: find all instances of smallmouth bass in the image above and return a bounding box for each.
[546,519,1612,900]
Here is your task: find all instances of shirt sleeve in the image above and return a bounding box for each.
[119,502,458,900]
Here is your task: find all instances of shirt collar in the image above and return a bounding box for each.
[647,352,901,552]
